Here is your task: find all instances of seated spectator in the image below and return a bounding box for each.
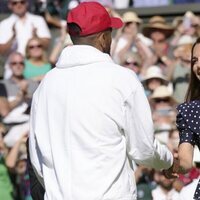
[152,170,180,200]
[111,11,153,66]
[11,135,31,200]
[171,11,199,47]
[1,52,38,147]
[111,11,142,64]
[142,65,169,97]
[150,85,177,144]
[0,131,14,200]
[23,37,52,82]
[4,132,31,200]
[170,43,192,103]
[122,52,143,79]
[142,16,175,77]
[150,85,177,118]
[0,83,10,118]
[0,0,51,79]
[1,126,32,200]
[173,35,194,55]
[2,52,38,115]
[0,0,51,55]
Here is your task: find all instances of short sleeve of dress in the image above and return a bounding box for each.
[176,101,200,147]
[177,101,200,200]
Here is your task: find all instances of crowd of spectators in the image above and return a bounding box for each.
[1,0,200,14]
[0,0,200,199]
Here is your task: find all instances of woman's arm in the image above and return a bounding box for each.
[163,142,194,178]
[178,142,194,173]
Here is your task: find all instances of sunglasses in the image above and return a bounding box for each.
[125,61,139,66]
[181,58,191,64]
[10,61,24,66]
[11,0,26,6]
[154,98,170,103]
[191,24,199,28]
[28,44,42,49]
[152,38,166,43]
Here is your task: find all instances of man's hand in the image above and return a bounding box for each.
[163,157,179,179]
[32,23,38,37]
[12,23,16,39]
[18,80,28,93]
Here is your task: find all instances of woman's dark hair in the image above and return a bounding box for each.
[185,37,200,102]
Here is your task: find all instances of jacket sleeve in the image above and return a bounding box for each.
[29,92,45,187]
[124,82,173,170]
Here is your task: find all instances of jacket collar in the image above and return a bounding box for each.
[56,45,113,69]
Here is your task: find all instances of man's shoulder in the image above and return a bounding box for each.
[27,79,39,88]
[0,14,15,26]
[1,79,11,86]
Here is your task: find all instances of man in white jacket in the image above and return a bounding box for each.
[29,2,176,200]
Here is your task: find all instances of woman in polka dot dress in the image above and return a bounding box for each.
[176,37,200,199]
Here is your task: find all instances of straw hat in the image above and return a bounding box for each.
[150,85,176,104]
[122,11,142,24]
[142,65,168,84]
[149,16,166,24]
[142,15,174,39]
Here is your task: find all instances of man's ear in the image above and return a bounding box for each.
[96,32,106,51]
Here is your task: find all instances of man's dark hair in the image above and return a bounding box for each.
[67,23,100,45]
[67,23,82,38]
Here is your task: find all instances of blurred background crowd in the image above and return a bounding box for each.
[0,0,200,199]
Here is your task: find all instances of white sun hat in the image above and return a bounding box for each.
[142,65,168,84]
[150,85,177,104]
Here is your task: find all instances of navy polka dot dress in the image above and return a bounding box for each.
[176,100,200,200]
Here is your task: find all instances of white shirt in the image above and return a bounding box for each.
[0,12,51,55]
[179,178,199,200]
[29,45,173,200]
[111,33,152,64]
[152,186,180,200]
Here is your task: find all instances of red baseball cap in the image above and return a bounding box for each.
[67,2,123,36]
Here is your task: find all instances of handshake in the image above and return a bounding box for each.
[163,157,180,179]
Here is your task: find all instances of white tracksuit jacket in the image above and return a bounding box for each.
[29,45,173,200]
